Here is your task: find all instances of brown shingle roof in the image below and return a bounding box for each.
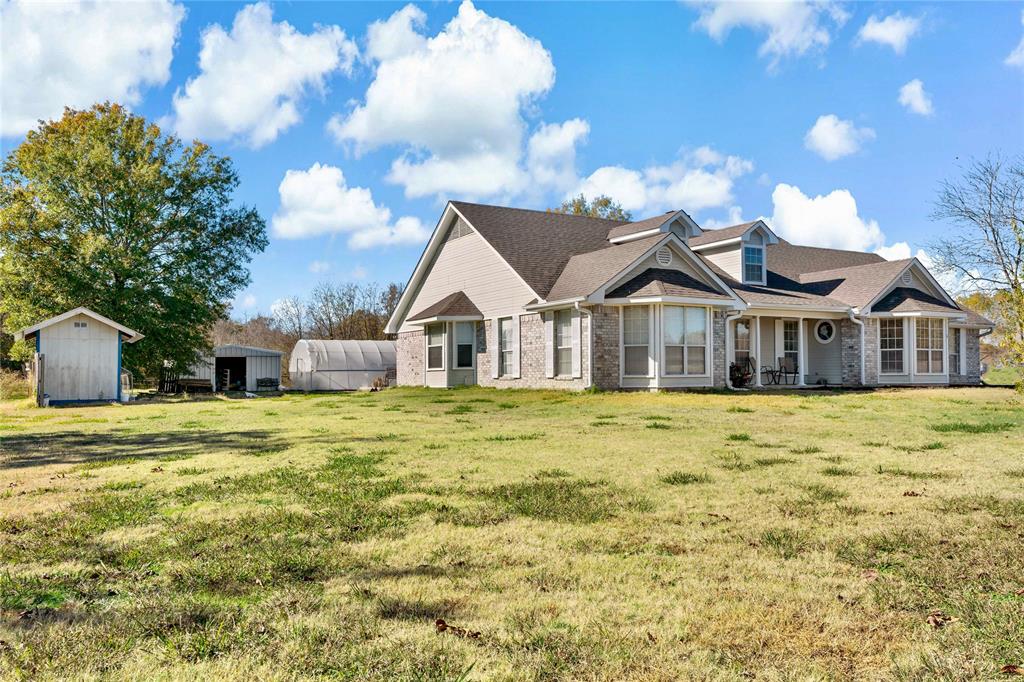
[606,212,677,240]
[872,287,960,314]
[450,201,626,299]
[798,258,913,308]
[544,234,666,301]
[688,222,758,247]
[606,268,733,301]
[407,291,482,321]
[767,242,886,283]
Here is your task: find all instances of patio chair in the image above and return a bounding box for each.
[760,359,778,385]
[777,356,798,385]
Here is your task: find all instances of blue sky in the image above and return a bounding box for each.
[3,1,1023,317]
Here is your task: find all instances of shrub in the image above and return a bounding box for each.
[0,369,31,400]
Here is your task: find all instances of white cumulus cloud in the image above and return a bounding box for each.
[804,114,875,161]
[271,163,429,250]
[898,79,934,116]
[857,12,921,54]
[1006,11,1024,69]
[688,0,848,69]
[308,260,331,274]
[0,0,184,137]
[172,2,357,148]
[329,1,578,200]
[574,146,754,216]
[764,183,884,252]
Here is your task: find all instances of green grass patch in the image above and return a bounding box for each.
[930,421,1015,434]
[660,471,713,486]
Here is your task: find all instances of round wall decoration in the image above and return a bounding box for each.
[814,320,836,344]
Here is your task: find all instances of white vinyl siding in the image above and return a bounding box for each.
[398,226,535,334]
[662,305,708,376]
[915,318,945,374]
[622,306,650,377]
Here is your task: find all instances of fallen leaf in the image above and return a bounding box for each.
[926,610,958,628]
[903,490,922,497]
[862,569,880,581]
[150,466,164,473]
[1000,665,1023,676]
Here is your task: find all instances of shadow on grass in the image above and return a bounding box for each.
[0,430,295,470]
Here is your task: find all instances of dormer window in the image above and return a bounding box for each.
[743,245,765,284]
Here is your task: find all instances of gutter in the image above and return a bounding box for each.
[847,309,866,386]
[724,309,744,391]
[576,301,594,390]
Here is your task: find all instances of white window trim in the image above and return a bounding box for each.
[742,244,766,285]
[498,316,513,378]
[913,317,947,376]
[554,309,573,378]
[878,318,907,376]
[813,319,836,345]
[659,305,711,378]
[619,304,653,378]
[453,321,475,370]
[425,323,445,371]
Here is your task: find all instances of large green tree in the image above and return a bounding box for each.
[0,103,267,377]
[551,194,632,221]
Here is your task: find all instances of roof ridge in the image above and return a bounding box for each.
[449,200,630,225]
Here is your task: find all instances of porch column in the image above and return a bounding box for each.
[753,316,762,387]
[798,317,807,386]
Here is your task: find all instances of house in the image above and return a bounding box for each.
[289,339,397,391]
[14,307,144,404]
[177,345,282,392]
[384,202,993,390]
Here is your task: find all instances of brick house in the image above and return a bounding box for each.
[385,202,993,390]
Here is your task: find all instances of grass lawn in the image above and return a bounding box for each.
[1,387,1022,680]
[984,365,1022,386]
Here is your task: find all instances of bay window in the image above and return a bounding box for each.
[426,324,444,370]
[916,318,945,374]
[879,319,904,374]
[663,305,708,375]
[622,306,650,376]
[454,321,474,369]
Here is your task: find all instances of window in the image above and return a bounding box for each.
[426,324,444,370]
[949,327,962,375]
[916,318,944,374]
[498,317,513,377]
[74,321,88,328]
[743,246,764,283]
[734,319,751,366]
[783,320,799,365]
[879,319,904,374]
[554,309,572,376]
[814,320,835,344]
[663,306,708,375]
[454,322,474,369]
[622,306,650,376]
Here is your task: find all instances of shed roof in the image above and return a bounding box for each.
[213,345,282,357]
[407,291,482,322]
[14,307,144,343]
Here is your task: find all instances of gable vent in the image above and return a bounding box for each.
[900,271,913,286]
[655,247,673,266]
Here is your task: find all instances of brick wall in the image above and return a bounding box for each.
[591,305,620,390]
[949,328,982,385]
[839,317,863,386]
[712,310,727,389]
[396,331,424,386]
[862,318,880,386]
[477,312,592,390]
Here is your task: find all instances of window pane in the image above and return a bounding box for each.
[500,350,512,376]
[499,318,512,350]
[623,306,649,345]
[664,346,684,375]
[457,344,473,368]
[743,246,763,282]
[455,322,474,344]
[624,346,648,375]
[685,308,706,345]
[687,346,706,374]
[555,310,571,347]
[428,324,444,345]
[556,348,572,375]
[660,306,682,345]
[428,346,443,369]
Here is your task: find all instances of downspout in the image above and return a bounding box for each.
[847,309,865,386]
[724,309,744,390]
[576,302,594,390]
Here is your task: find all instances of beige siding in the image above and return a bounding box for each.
[804,320,842,384]
[39,313,119,402]
[398,230,535,333]
[701,244,742,281]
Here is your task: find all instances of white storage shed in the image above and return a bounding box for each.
[289,340,396,391]
[15,307,144,405]
[180,345,282,392]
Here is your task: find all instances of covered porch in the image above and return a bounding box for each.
[726,310,849,388]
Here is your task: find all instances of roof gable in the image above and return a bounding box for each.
[15,307,143,342]
[606,268,733,301]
